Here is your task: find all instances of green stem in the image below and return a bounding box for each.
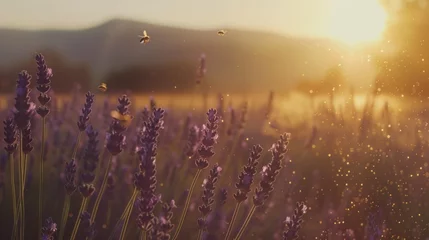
[106,200,112,227]
[90,154,113,223]
[108,188,137,240]
[233,205,256,240]
[17,132,23,240]
[9,153,17,236]
[70,197,88,240]
[72,131,82,160]
[140,231,147,240]
[58,194,71,240]
[20,153,28,240]
[224,202,242,240]
[197,221,205,240]
[11,195,22,240]
[38,117,46,239]
[172,169,202,240]
[94,148,105,182]
[118,188,138,240]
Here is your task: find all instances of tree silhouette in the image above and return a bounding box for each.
[295,65,345,96]
[375,0,429,97]
[103,62,196,93]
[0,49,91,93]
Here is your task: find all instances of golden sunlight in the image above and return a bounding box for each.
[328,0,387,45]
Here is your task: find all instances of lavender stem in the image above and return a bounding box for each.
[118,188,138,240]
[70,197,89,240]
[234,205,256,240]
[90,154,113,223]
[58,194,71,240]
[224,202,242,240]
[172,169,202,240]
[38,117,46,239]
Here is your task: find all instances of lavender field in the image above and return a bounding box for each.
[0,53,428,240]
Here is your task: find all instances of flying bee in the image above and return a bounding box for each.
[110,110,134,128]
[98,83,107,92]
[139,30,150,44]
[217,30,226,36]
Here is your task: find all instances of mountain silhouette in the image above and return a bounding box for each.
[0,18,376,93]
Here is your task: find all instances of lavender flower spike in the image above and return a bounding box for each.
[197,164,222,236]
[13,71,33,130]
[77,92,95,132]
[64,159,77,195]
[35,53,53,117]
[172,109,219,240]
[136,108,165,232]
[41,217,57,240]
[283,202,307,240]
[3,118,18,154]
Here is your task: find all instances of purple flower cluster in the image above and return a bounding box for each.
[77,92,95,132]
[106,95,132,156]
[195,109,219,170]
[3,118,17,154]
[253,133,290,206]
[41,217,57,240]
[35,53,53,117]
[79,125,99,198]
[64,159,77,196]
[135,108,165,231]
[234,144,263,203]
[198,164,222,231]
[283,202,307,240]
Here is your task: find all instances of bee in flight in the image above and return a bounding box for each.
[110,110,134,128]
[139,30,150,44]
[217,30,227,36]
[98,83,107,92]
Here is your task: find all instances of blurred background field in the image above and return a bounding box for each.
[2,0,429,239]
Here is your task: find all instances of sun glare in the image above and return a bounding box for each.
[328,0,387,45]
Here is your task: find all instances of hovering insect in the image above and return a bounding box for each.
[110,110,134,128]
[98,83,107,92]
[217,30,227,36]
[139,30,150,44]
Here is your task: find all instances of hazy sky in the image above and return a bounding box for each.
[0,0,387,42]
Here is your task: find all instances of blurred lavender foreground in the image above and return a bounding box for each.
[1,52,429,240]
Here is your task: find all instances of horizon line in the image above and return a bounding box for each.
[0,16,347,42]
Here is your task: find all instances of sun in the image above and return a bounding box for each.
[328,0,387,45]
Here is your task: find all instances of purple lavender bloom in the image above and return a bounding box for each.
[64,159,77,196]
[41,217,57,240]
[135,108,164,231]
[35,53,53,117]
[157,199,176,239]
[80,126,99,184]
[283,202,307,240]
[234,145,263,203]
[195,109,219,170]
[81,211,97,239]
[3,118,18,154]
[77,92,95,132]
[198,164,222,232]
[106,95,132,156]
[13,71,33,130]
[22,124,33,154]
[253,133,290,206]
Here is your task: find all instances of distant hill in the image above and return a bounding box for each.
[0,19,377,93]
